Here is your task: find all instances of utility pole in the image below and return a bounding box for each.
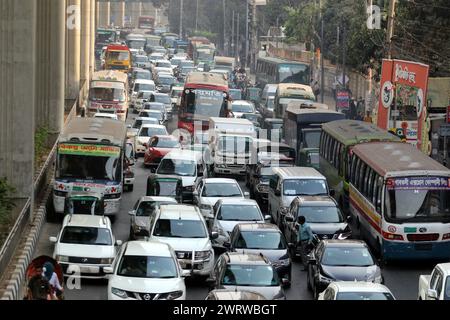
[223,0,227,55]
[236,12,240,63]
[386,0,397,59]
[342,25,347,91]
[245,1,249,68]
[231,11,235,57]
[319,0,324,103]
[179,0,184,38]
[195,0,199,32]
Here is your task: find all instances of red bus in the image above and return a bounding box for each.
[138,16,155,30]
[178,72,231,134]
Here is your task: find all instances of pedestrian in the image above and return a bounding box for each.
[296,215,315,271]
[311,80,320,101]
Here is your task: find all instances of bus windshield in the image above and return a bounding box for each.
[106,51,130,61]
[278,63,310,84]
[302,129,322,149]
[57,154,122,182]
[185,89,226,118]
[385,177,450,222]
[127,40,146,49]
[90,87,125,102]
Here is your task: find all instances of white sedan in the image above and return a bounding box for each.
[318,282,396,300]
[106,241,187,300]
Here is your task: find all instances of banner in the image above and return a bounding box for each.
[387,177,450,190]
[58,144,121,157]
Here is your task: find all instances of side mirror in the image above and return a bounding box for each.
[329,189,335,197]
[181,269,192,277]
[427,289,438,300]
[346,215,352,222]
[49,236,57,243]
[103,267,114,274]
[264,215,271,222]
[210,231,219,240]
[275,190,281,196]
[285,215,294,223]
[128,210,136,216]
[116,240,123,246]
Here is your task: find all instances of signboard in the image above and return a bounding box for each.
[58,144,121,157]
[386,177,450,190]
[336,90,350,109]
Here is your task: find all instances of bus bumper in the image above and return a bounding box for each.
[382,239,450,260]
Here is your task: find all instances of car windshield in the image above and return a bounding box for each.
[117,256,178,278]
[242,114,259,124]
[135,56,148,63]
[139,127,167,137]
[144,103,164,111]
[136,201,174,217]
[235,231,287,250]
[157,159,196,176]
[135,83,155,92]
[155,95,171,104]
[283,179,328,196]
[157,62,172,68]
[232,103,255,113]
[218,205,262,221]
[153,138,180,148]
[202,183,242,197]
[60,227,112,245]
[221,265,279,287]
[336,292,395,300]
[300,206,344,223]
[159,77,175,85]
[153,219,207,238]
[90,87,125,102]
[267,98,275,110]
[321,246,375,267]
[135,72,152,80]
[385,177,450,223]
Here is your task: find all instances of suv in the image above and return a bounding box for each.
[128,196,178,240]
[207,252,286,300]
[50,215,121,278]
[148,204,218,277]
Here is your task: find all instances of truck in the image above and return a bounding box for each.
[50,118,127,221]
[418,263,450,300]
[104,44,132,72]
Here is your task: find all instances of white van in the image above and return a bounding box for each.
[268,167,330,225]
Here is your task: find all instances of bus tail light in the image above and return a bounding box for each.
[443,233,450,240]
[382,231,404,241]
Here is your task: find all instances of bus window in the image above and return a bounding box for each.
[376,177,383,213]
[363,167,372,197]
[358,162,367,193]
[367,169,375,203]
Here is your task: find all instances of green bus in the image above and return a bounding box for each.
[319,120,401,212]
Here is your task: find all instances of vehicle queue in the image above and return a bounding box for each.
[41,24,450,301]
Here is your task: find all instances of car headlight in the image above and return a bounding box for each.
[158,290,183,300]
[55,255,69,263]
[100,258,114,264]
[195,250,212,260]
[111,287,129,299]
[319,273,334,284]
[184,185,195,192]
[200,204,212,210]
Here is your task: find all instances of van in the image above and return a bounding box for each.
[268,167,330,226]
[274,84,315,119]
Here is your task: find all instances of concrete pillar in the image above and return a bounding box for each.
[98,1,110,28]
[90,0,96,74]
[127,1,141,28]
[66,0,81,100]
[111,1,125,28]
[80,0,91,84]
[0,0,36,199]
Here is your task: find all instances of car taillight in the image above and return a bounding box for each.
[443,233,450,240]
[382,231,404,241]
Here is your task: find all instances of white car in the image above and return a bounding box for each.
[50,215,121,279]
[193,178,249,219]
[131,80,156,106]
[318,282,396,300]
[127,117,159,139]
[106,241,187,300]
[135,124,169,155]
[231,100,257,118]
[154,67,174,77]
[139,109,165,125]
[154,59,173,69]
[93,113,119,120]
[134,90,156,113]
[149,204,217,277]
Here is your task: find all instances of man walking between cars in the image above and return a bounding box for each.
[296,215,314,270]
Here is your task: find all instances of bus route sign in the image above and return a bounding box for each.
[58,144,121,157]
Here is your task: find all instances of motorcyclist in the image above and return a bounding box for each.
[296,215,315,271]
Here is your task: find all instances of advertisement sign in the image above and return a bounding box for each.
[58,144,121,157]
[336,90,350,109]
[377,59,430,152]
[386,177,450,190]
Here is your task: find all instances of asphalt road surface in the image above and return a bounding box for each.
[33,113,437,300]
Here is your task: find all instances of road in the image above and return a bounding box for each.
[33,113,436,300]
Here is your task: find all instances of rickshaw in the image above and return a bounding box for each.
[24,255,64,300]
[63,191,105,215]
[146,176,183,203]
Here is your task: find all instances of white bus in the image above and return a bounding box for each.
[348,141,450,261]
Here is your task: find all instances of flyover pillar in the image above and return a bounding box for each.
[80,0,92,85]
[98,1,111,28]
[66,0,81,100]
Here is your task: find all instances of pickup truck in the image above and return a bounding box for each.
[418,263,450,300]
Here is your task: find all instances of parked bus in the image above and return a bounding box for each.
[349,141,450,261]
[256,56,311,89]
[87,70,129,121]
[178,72,231,134]
[283,107,345,167]
[319,120,401,212]
[274,83,316,119]
[138,16,155,30]
[104,44,132,72]
[52,118,127,219]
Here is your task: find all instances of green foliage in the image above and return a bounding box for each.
[35,126,49,169]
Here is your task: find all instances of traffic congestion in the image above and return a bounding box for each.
[27,5,450,302]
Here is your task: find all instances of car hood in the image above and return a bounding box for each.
[55,243,115,259]
[110,276,185,294]
[221,285,283,300]
[233,249,288,262]
[152,237,211,252]
[321,265,379,281]
[156,174,196,187]
[309,223,348,235]
[216,219,263,233]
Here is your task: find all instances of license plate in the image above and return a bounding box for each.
[80,265,100,273]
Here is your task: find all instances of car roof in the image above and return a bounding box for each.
[138,196,178,203]
[217,198,258,206]
[162,149,202,161]
[272,166,326,179]
[236,223,280,232]
[124,241,172,257]
[322,240,368,247]
[158,204,202,220]
[331,282,393,294]
[224,252,271,265]
[203,178,239,184]
[294,196,337,206]
[134,79,155,84]
[64,214,110,229]
[141,124,166,129]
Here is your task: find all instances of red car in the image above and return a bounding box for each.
[143,135,181,170]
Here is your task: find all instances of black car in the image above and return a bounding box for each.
[307,240,383,299]
[226,223,293,286]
